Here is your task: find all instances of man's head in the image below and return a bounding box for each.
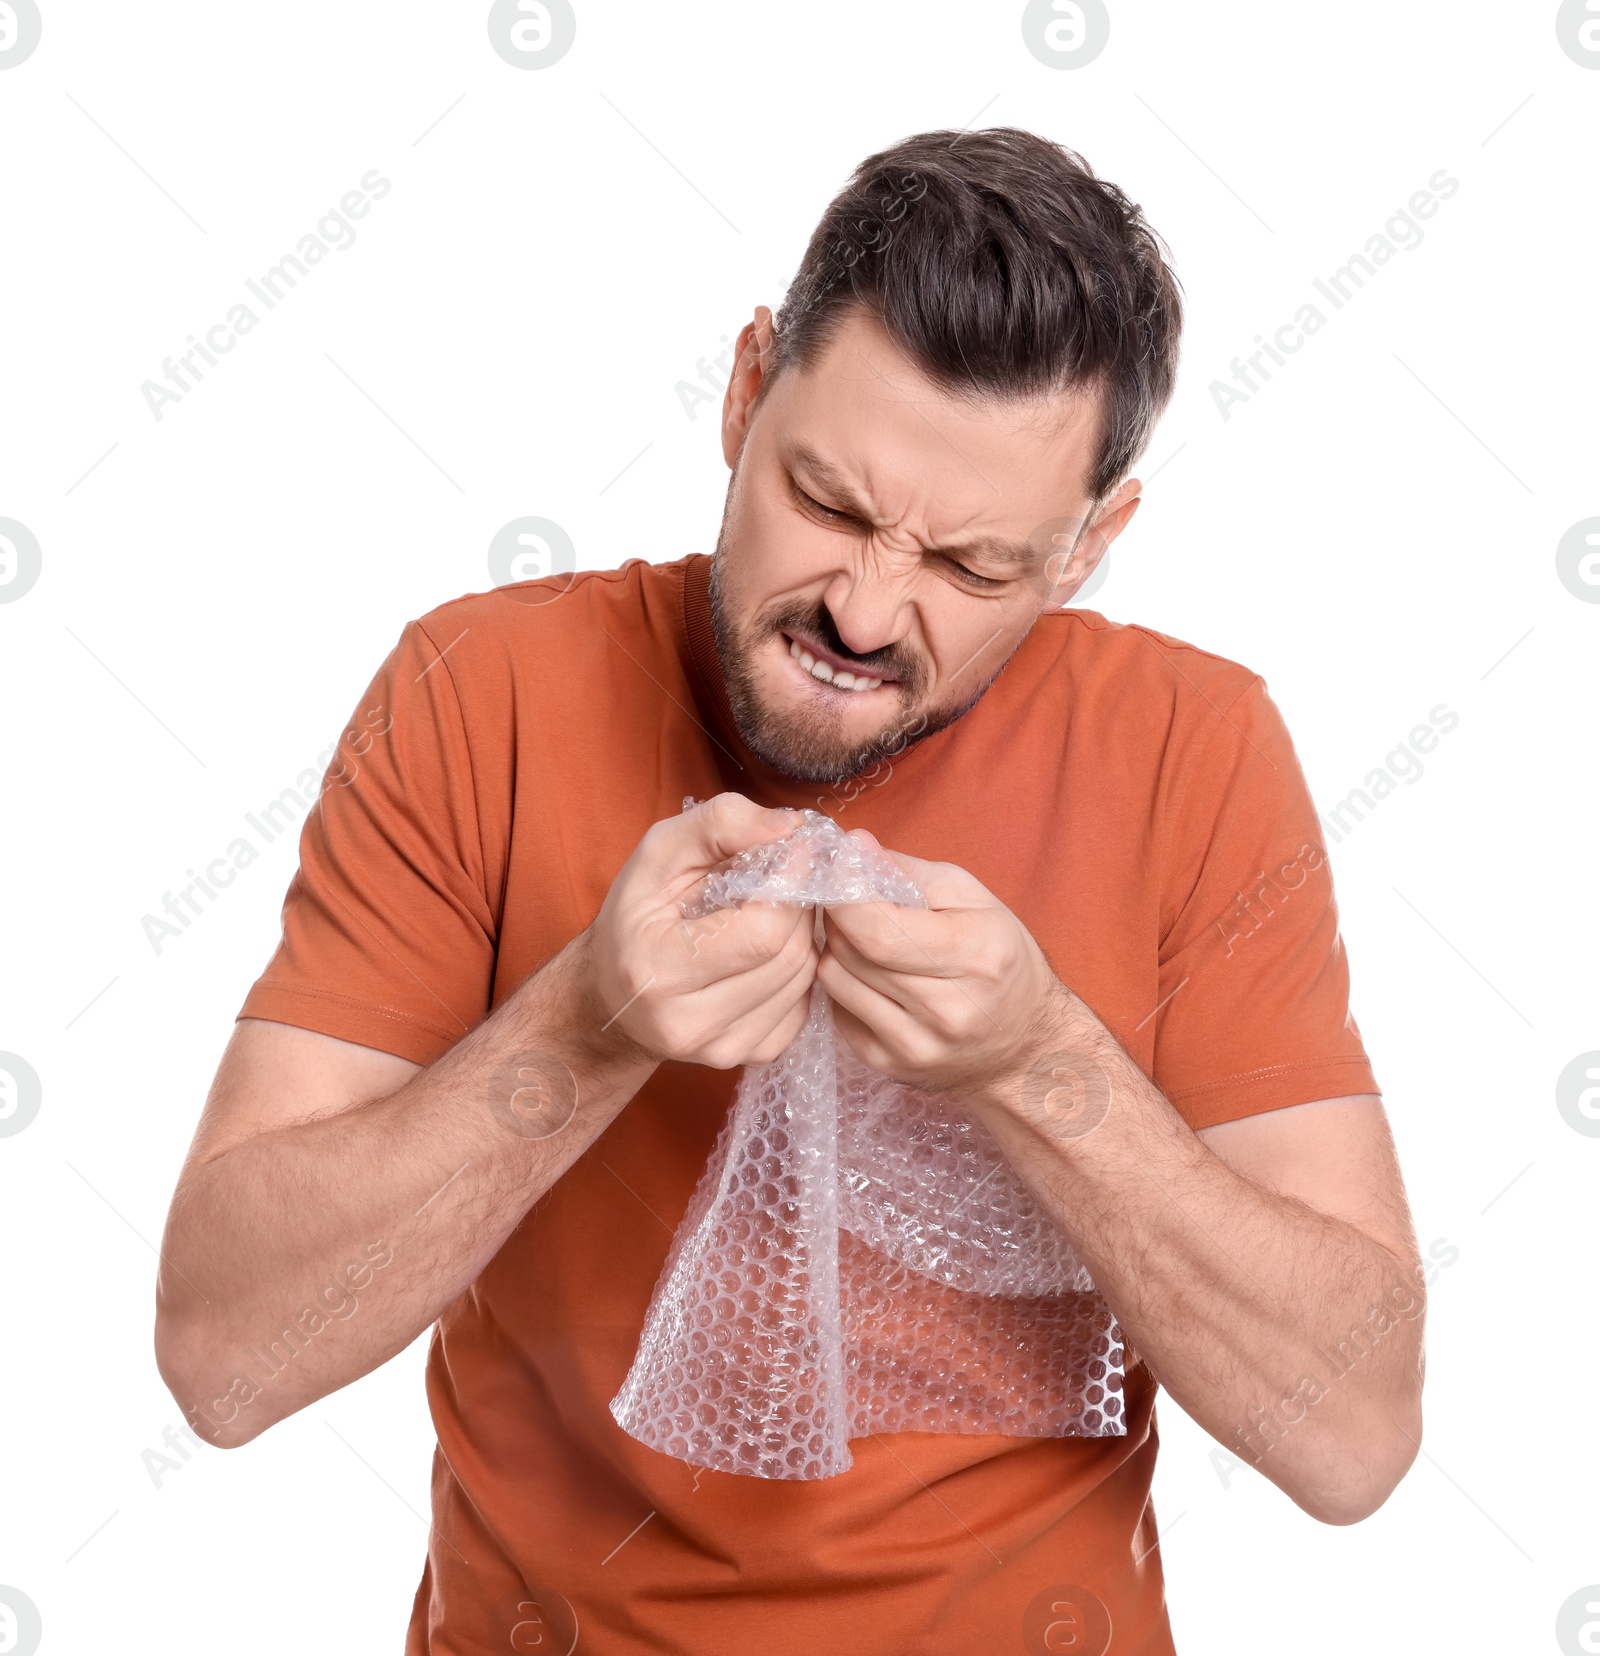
[709,126,1183,785]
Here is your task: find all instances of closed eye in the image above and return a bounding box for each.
[792,477,1011,591]
[792,481,860,527]
[938,555,1008,591]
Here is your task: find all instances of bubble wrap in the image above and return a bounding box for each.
[609,809,1125,1479]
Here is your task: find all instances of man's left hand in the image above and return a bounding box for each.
[816,833,1073,1100]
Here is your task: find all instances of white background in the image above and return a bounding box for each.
[1,3,1596,1652]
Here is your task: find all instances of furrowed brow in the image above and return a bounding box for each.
[787,443,877,519]
[942,531,1048,568]
[789,441,1057,569]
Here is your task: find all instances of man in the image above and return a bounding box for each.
[155,128,1424,1654]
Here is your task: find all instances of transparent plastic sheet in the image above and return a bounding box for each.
[609,808,1125,1479]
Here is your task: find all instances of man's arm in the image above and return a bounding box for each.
[973,1063,1422,1525]
[819,848,1423,1525]
[155,795,818,1447]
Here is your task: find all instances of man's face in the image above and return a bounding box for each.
[709,306,1138,785]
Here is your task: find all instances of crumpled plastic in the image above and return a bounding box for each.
[609,806,1125,1479]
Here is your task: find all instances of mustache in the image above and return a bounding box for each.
[763,600,923,689]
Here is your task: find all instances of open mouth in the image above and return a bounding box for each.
[780,630,894,695]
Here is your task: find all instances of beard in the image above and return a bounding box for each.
[707,538,998,786]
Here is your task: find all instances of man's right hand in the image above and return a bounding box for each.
[155,789,815,1447]
[584,793,821,1070]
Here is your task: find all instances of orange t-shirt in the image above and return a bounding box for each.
[241,553,1377,1655]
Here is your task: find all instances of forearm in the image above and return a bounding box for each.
[157,931,656,1445]
[972,990,1424,1522]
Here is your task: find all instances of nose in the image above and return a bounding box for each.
[821,563,915,660]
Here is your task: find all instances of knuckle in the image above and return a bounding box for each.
[906,1033,943,1072]
[709,791,754,834]
[703,1038,740,1070]
[756,905,803,962]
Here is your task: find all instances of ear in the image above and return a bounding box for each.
[1045,478,1142,606]
[721,306,776,468]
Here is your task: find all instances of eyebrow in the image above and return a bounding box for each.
[786,442,1048,568]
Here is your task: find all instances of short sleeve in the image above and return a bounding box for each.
[238,619,498,1065]
[1150,676,1379,1129]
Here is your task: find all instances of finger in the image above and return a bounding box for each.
[743,985,817,1066]
[870,848,991,911]
[829,999,893,1073]
[824,917,1008,1049]
[710,947,821,1067]
[823,899,974,980]
[671,915,818,1030]
[598,907,810,1048]
[819,952,931,1073]
[845,827,975,900]
[686,791,803,864]
[818,916,919,1012]
[639,793,802,891]
[671,898,815,986]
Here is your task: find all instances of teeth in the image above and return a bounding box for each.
[788,637,881,692]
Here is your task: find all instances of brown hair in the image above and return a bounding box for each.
[770,127,1183,503]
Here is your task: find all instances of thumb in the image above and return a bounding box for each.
[665,792,801,878]
[860,843,976,909]
[844,834,934,900]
